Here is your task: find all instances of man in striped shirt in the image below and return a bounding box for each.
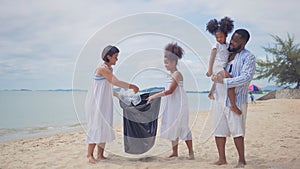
[212,29,256,168]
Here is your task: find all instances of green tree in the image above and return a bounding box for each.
[255,34,300,89]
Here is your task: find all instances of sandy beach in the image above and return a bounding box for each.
[1,99,299,169]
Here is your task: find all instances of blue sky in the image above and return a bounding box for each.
[0,0,299,90]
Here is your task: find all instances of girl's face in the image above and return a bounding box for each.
[215,31,227,44]
[108,53,118,65]
[164,58,176,71]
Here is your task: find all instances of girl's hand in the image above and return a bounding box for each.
[129,84,139,93]
[146,96,153,103]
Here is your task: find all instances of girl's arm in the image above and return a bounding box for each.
[97,66,139,93]
[206,48,217,77]
[147,72,182,102]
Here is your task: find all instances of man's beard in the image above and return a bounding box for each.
[228,44,242,53]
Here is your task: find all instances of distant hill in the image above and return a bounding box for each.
[46,89,87,92]
[114,87,165,93]
[140,87,165,93]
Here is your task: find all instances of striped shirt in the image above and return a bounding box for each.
[223,49,256,106]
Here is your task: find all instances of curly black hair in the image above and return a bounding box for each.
[206,16,234,35]
[164,42,184,63]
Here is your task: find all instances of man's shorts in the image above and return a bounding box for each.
[213,103,247,138]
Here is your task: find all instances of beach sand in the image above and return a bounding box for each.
[1,99,299,169]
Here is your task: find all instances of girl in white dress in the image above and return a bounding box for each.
[205,17,242,115]
[85,45,139,164]
[147,43,194,159]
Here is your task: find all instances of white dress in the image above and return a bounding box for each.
[85,68,115,144]
[212,42,229,75]
[160,75,192,141]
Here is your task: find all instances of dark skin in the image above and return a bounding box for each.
[147,58,194,160]
[212,32,248,168]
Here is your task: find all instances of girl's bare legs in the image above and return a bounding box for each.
[228,88,242,115]
[185,140,195,160]
[169,138,179,158]
[87,144,97,164]
[208,83,216,100]
[97,143,107,160]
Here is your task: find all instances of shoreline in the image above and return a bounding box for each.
[1,99,300,169]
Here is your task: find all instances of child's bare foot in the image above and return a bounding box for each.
[206,71,212,77]
[230,105,242,115]
[188,152,195,160]
[96,154,108,161]
[208,92,215,100]
[87,156,97,164]
[234,160,246,168]
[168,153,178,158]
[214,160,227,165]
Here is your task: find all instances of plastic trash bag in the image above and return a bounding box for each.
[119,92,161,154]
[119,88,141,106]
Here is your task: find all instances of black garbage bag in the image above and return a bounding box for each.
[119,92,161,154]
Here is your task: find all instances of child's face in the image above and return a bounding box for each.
[108,53,118,65]
[164,58,176,71]
[215,31,227,44]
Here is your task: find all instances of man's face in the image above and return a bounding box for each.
[228,33,244,53]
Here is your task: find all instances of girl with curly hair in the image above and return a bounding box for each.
[206,17,242,115]
[147,43,194,160]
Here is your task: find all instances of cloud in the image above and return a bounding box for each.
[0,0,299,89]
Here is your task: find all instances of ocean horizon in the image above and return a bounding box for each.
[0,89,264,142]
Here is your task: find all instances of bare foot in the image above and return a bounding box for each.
[214,160,227,165]
[87,156,97,164]
[206,71,212,77]
[168,153,178,158]
[234,161,246,168]
[208,92,215,100]
[96,155,108,161]
[188,152,195,160]
[230,105,242,115]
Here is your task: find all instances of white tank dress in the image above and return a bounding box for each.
[85,68,115,144]
[160,76,192,141]
[212,42,229,75]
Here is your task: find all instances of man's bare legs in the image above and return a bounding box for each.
[234,136,246,168]
[215,136,247,167]
[97,143,107,160]
[87,144,97,164]
[214,137,227,165]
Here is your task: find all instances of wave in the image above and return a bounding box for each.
[0,122,86,142]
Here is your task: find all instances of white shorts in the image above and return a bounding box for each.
[213,102,247,138]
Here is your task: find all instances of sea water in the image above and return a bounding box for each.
[0,90,263,142]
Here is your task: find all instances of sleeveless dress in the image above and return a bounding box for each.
[85,66,115,144]
[213,42,229,75]
[160,74,192,141]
